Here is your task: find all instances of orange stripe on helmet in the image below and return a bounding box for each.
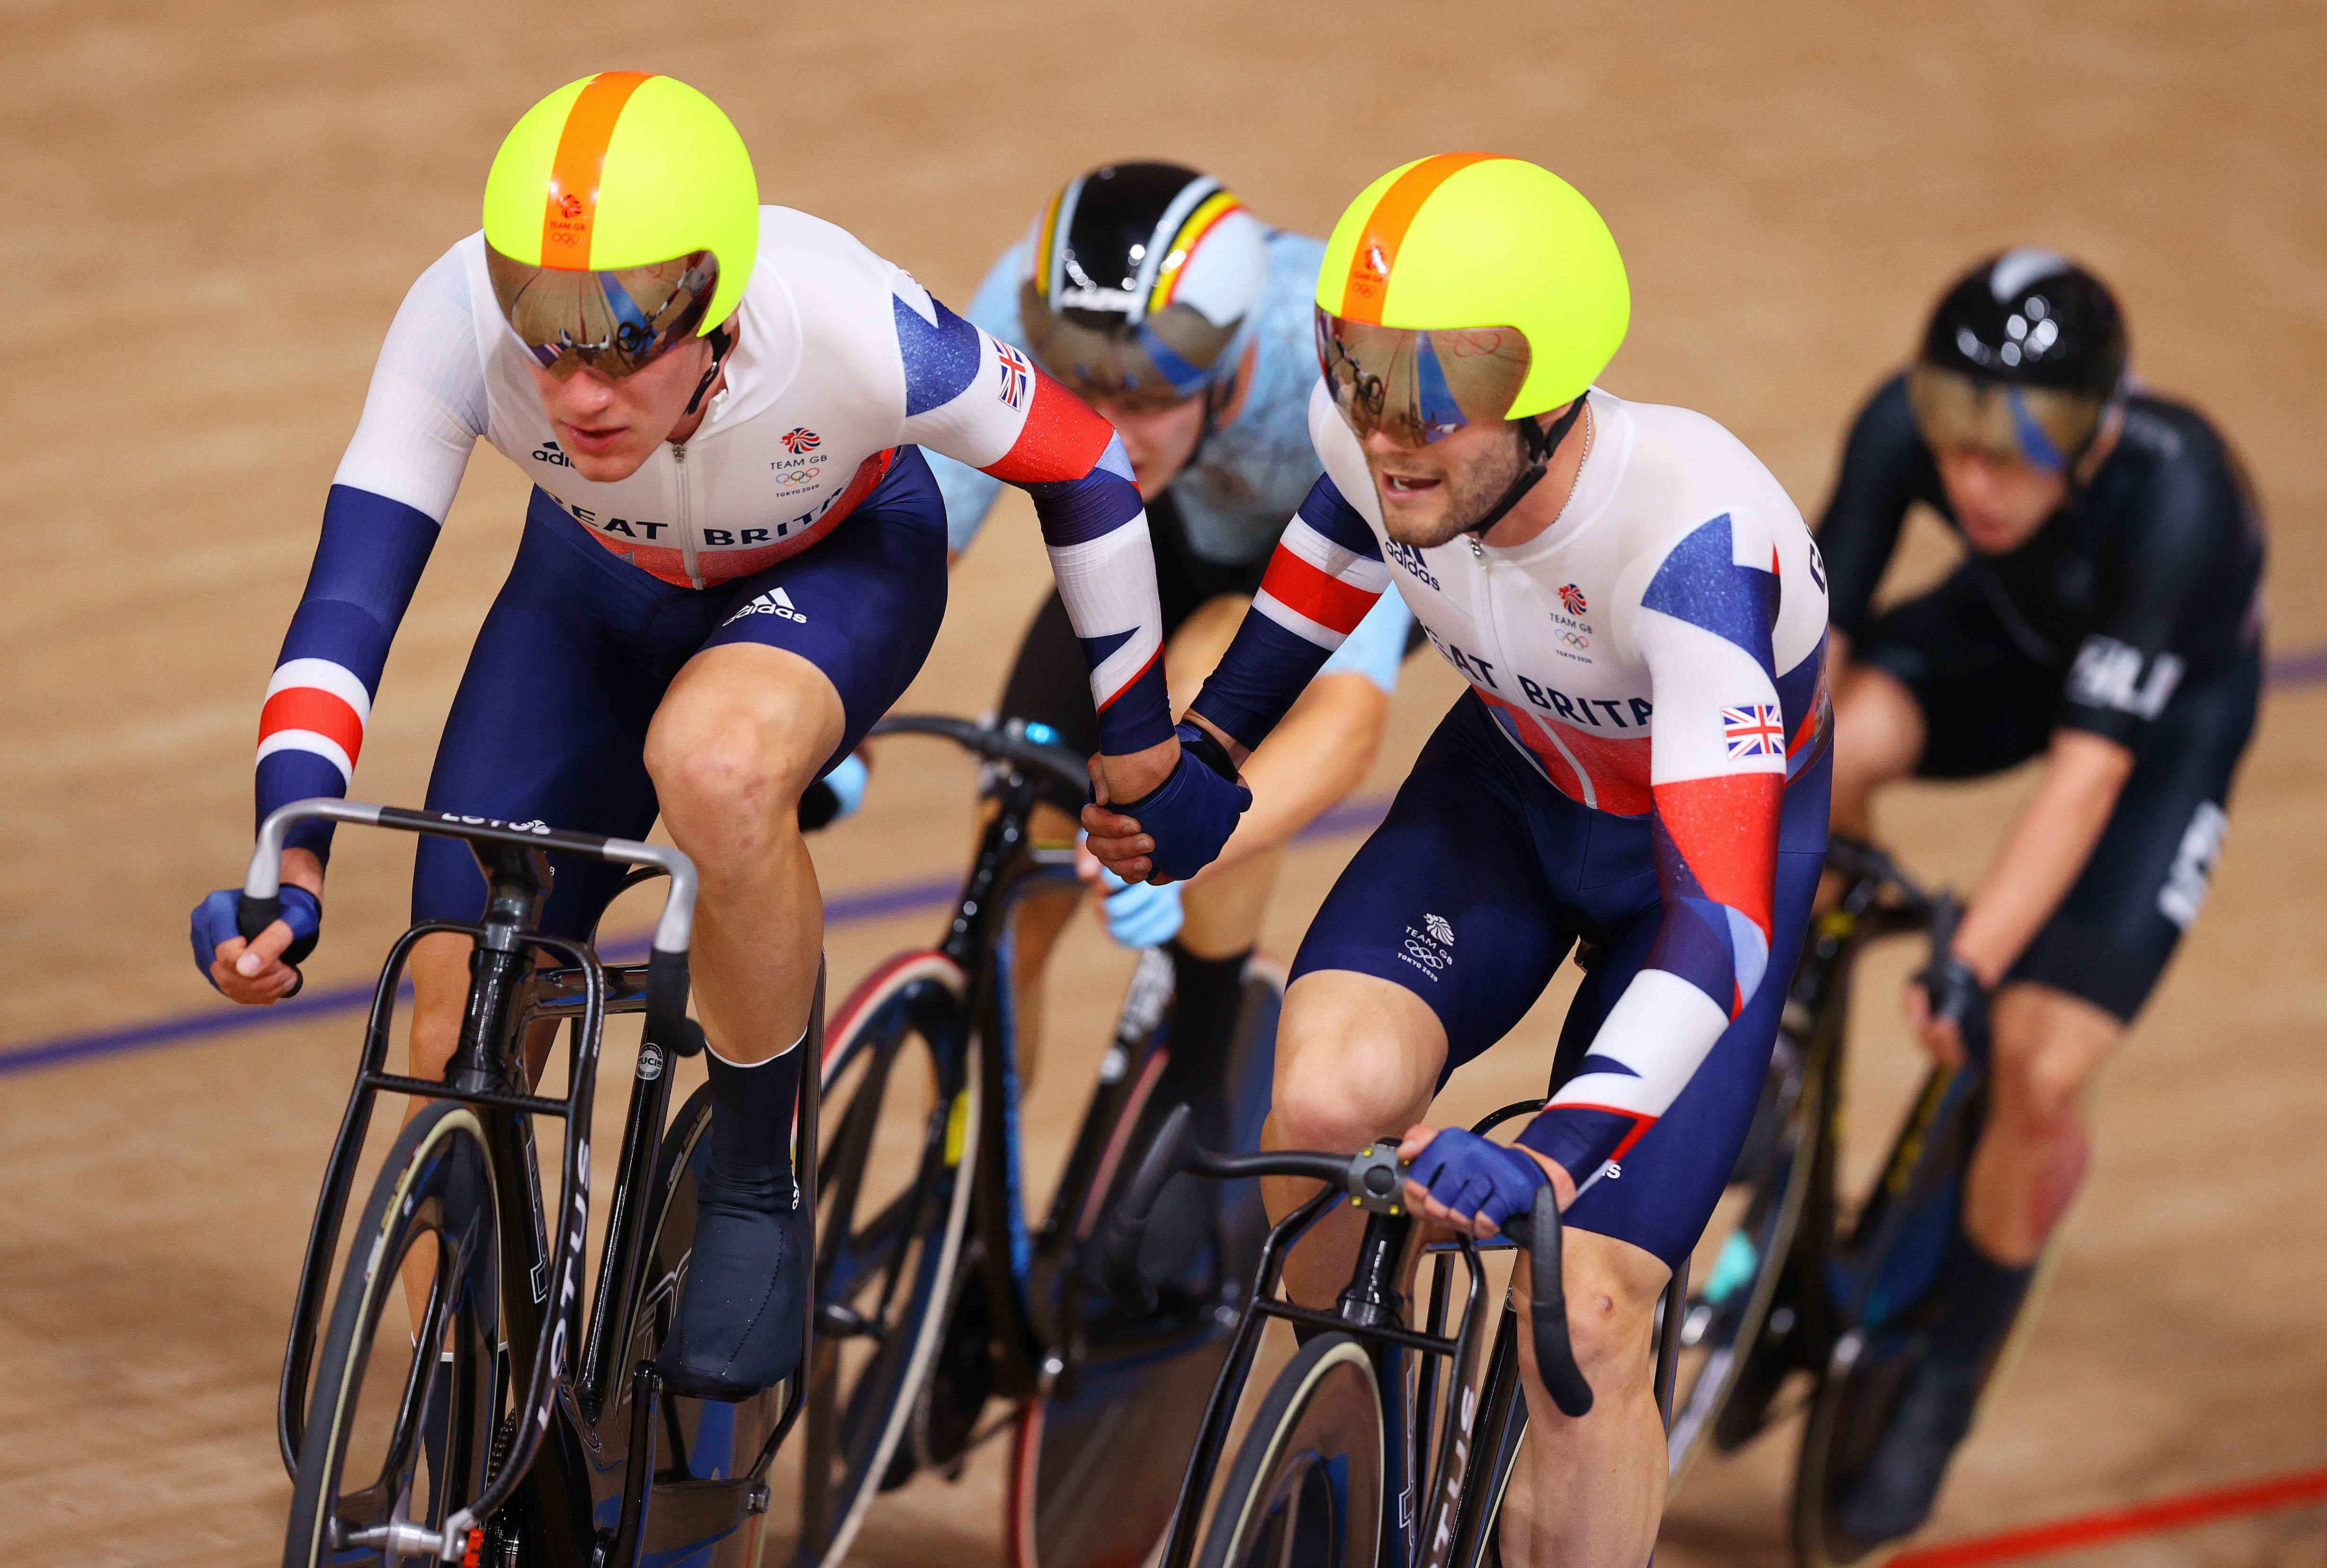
[1335,152,1503,324]
[540,71,655,270]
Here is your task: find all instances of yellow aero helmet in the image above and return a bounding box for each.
[482,72,759,378]
[1316,154,1628,443]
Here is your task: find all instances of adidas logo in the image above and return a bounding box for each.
[725,586,807,626]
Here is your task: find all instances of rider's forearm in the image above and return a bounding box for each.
[1187,476,1389,754]
[258,484,440,862]
[1953,727,2134,984]
[1191,674,1385,882]
[282,847,326,899]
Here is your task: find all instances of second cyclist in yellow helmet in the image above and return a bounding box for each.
[1090,152,1830,1566]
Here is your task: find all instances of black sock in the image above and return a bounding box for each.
[1927,1227,2033,1373]
[1153,944,1251,1151]
[703,1035,804,1211]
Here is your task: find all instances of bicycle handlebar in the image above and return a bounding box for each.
[1825,834,1937,916]
[241,799,704,1056]
[869,713,1091,799]
[1098,1105,1594,1417]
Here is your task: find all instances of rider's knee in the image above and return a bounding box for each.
[1553,1242,1665,1383]
[1828,664,1924,810]
[1272,1003,1431,1149]
[645,707,823,846]
[649,723,792,825]
[1989,986,2116,1136]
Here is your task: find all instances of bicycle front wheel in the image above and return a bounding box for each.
[1196,1332,1383,1568]
[794,950,977,1567]
[284,1101,504,1568]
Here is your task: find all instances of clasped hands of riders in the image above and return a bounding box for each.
[1084,716,1576,1236]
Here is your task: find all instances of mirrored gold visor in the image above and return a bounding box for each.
[1906,364,2106,474]
[486,245,720,379]
[1316,309,1533,445]
[1018,282,1238,410]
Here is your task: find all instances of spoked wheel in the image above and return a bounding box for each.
[284,1102,504,1568]
[1007,966,1282,1568]
[1196,1332,1383,1568]
[591,1081,792,1567]
[791,951,976,1567]
[1666,1026,1826,1492]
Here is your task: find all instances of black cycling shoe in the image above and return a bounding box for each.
[1833,1355,1983,1543]
[656,1173,810,1402]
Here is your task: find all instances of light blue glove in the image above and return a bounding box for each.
[798,752,870,831]
[1096,866,1185,948]
[821,752,869,821]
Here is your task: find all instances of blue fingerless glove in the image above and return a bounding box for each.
[1097,866,1185,948]
[1407,1128,1550,1234]
[191,884,322,993]
[1113,722,1252,882]
[799,752,870,831]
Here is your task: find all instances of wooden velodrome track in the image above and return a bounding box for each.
[4,1,2323,1563]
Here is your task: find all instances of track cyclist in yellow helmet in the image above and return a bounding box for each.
[188,73,1245,1402]
[1087,154,1833,1564]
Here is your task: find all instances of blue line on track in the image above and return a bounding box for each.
[9,644,2319,1081]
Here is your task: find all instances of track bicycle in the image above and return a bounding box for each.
[1093,1098,1660,1568]
[792,714,1279,1568]
[257,799,815,1568]
[1647,837,2022,1565]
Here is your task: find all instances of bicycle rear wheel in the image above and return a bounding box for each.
[1008,963,1281,1568]
[793,951,977,1567]
[284,1101,503,1568]
[1196,1332,1384,1568]
[1666,1026,1825,1491]
[590,1080,792,1566]
[1793,1067,1991,1568]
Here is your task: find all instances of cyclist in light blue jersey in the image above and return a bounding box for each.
[927,162,1416,1279]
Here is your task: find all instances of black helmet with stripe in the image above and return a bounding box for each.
[1909,248,2129,473]
[1018,161,1270,410]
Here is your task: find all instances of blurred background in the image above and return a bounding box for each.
[2,1,2321,1563]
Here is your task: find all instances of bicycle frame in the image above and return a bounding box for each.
[865,716,1179,1406]
[260,800,810,1565]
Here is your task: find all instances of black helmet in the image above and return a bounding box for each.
[1909,248,2128,472]
[1018,161,1270,410]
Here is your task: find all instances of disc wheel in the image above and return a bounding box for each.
[283,1101,503,1568]
[791,951,976,1567]
[1007,967,1282,1568]
[1196,1332,1384,1568]
[1666,1026,1825,1492]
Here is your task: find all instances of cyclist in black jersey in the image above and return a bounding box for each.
[1814,248,2266,1541]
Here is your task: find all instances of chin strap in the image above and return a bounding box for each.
[683,324,736,419]
[1465,396,1590,539]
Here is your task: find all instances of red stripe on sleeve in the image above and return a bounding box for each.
[1095,646,1162,713]
[1261,546,1377,636]
[982,371,1116,486]
[1651,772,1781,940]
[260,687,366,764]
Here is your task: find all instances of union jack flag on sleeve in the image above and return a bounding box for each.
[891,277,1172,754]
